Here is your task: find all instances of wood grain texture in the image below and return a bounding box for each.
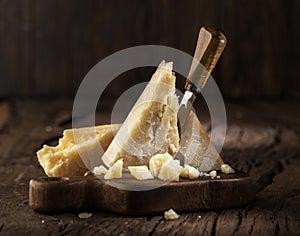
[0,0,299,99]
[29,172,253,214]
[0,98,299,235]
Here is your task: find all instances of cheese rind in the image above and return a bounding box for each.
[128,165,153,180]
[104,159,123,179]
[101,60,179,168]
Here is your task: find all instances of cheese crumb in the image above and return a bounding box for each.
[128,165,154,180]
[209,170,217,179]
[149,152,173,177]
[221,164,235,174]
[93,165,108,175]
[158,159,183,181]
[104,159,123,179]
[216,175,221,179]
[78,212,93,219]
[164,209,179,220]
[180,164,200,179]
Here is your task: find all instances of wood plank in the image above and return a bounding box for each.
[217,0,288,98]
[0,0,22,95]
[1,0,300,99]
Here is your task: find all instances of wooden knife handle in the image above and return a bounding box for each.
[187,26,227,89]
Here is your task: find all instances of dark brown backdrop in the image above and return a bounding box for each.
[0,0,299,100]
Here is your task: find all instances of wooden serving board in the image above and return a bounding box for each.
[29,171,254,215]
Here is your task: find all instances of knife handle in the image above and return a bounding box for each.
[187,26,227,90]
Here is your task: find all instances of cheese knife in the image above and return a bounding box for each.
[178,26,227,130]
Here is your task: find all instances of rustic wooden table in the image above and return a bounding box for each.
[0,98,299,235]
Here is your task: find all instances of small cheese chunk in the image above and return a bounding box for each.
[209,170,217,179]
[158,159,183,181]
[149,152,173,177]
[221,164,235,174]
[93,165,108,175]
[104,159,123,179]
[128,165,154,180]
[78,212,92,219]
[180,164,200,180]
[164,209,179,220]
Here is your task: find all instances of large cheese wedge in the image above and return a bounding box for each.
[101,60,180,168]
[180,112,223,171]
[37,124,121,176]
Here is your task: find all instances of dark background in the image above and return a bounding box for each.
[0,0,299,100]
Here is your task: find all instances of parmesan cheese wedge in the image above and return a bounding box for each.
[101,60,179,168]
[180,112,224,171]
[37,124,120,177]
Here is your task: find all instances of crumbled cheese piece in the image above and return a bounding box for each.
[78,212,93,219]
[104,159,123,179]
[158,159,183,181]
[209,170,217,179]
[180,164,200,179]
[221,164,235,174]
[93,165,108,175]
[164,209,179,220]
[41,220,45,223]
[216,175,221,179]
[128,165,154,180]
[198,215,202,219]
[149,152,173,177]
[203,173,210,177]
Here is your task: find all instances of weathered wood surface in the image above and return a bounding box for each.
[0,98,300,235]
[0,0,300,99]
[29,172,253,214]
